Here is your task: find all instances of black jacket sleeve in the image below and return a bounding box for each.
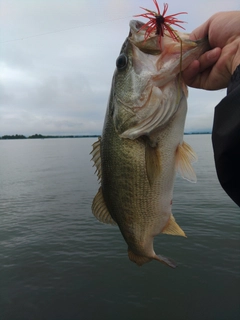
[212,64,240,207]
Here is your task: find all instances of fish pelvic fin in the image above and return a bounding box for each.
[92,187,117,225]
[145,142,161,186]
[128,249,152,266]
[154,254,177,269]
[90,137,102,181]
[161,214,187,237]
[176,141,197,183]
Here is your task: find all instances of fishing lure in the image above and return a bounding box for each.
[134,1,187,45]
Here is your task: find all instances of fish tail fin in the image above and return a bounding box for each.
[154,254,177,269]
[128,249,177,268]
[128,249,152,266]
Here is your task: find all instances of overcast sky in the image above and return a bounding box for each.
[1,0,239,136]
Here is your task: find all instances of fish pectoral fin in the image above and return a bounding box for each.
[161,214,187,237]
[90,137,102,181]
[154,254,177,268]
[92,187,117,225]
[145,143,161,186]
[176,141,197,183]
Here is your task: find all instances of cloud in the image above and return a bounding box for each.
[0,0,239,136]
[0,68,107,135]
[185,88,226,132]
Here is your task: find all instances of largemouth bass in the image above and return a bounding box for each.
[91,20,209,268]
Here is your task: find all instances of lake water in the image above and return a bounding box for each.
[0,135,239,320]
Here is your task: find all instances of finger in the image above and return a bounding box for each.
[182,48,221,88]
[182,60,200,86]
[189,19,211,41]
[197,47,221,72]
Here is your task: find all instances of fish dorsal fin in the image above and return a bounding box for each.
[145,142,161,186]
[161,214,186,237]
[90,137,102,181]
[92,187,117,225]
[175,141,197,183]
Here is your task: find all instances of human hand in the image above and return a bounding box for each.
[182,11,240,90]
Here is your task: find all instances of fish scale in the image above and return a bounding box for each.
[91,20,209,267]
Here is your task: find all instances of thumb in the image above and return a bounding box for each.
[189,20,210,41]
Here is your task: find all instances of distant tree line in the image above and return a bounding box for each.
[0,132,211,140]
[0,134,27,140]
[0,134,100,140]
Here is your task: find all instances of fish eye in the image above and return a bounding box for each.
[116,53,128,70]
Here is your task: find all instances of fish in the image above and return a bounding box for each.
[91,20,209,268]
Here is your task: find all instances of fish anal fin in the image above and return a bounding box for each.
[90,137,102,181]
[176,141,197,183]
[145,143,161,186]
[92,187,117,225]
[161,214,187,237]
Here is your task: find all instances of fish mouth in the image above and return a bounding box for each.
[129,20,162,55]
[129,20,145,35]
[129,19,209,61]
[129,20,209,86]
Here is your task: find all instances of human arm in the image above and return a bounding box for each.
[212,65,240,206]
[182,11,240,206]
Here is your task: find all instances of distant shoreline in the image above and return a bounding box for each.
[0,132,211,140]
[0,134,101,140]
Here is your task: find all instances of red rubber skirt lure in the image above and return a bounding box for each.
[134,1,187,45]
